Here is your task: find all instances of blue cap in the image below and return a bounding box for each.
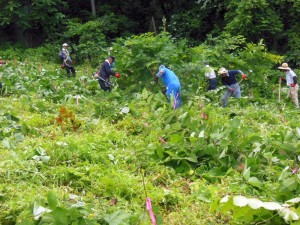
[156,65,165,77]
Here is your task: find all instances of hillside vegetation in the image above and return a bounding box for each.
[1,33,300,225]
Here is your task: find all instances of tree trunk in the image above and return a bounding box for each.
[91,0,96,17]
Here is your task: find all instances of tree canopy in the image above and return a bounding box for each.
[0,0,300,65]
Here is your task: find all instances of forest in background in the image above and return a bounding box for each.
[0,0,300,66]
[2,1,300,224]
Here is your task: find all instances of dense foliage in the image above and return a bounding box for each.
[1,0,300,65]
[1,33,300,224]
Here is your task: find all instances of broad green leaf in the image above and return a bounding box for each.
[219,149,227,159]
[243,167,251,181]
[281,177,298,191]
[104,210,130,225]
[279,166,290,181]
[248,177,261,188]
[219,139,230,147]
[178,112,188,120]
[47,191,58,210]
[53,207,68,224]
[230,118,240,128]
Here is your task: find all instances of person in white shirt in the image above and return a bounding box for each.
[278,62,299,108]
[204,63,217,90]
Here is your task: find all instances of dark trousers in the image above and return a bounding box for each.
[208,78,217,90]
[65,66,76,78]
[98,79,111,92]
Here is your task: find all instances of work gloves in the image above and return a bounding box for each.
[291,83,296,87]
[115,73,121,78]
[242,74,247,80]
[93,72,99,79]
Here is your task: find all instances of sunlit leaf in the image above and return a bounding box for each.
[233,196,248,207]
[33,202,51,220]
[286,197,300,204]
[262,202,282,210]
[220,195,229,203]
[243,167,251,181]
[120,106,129,114]
[198,130,205,138]
[280,208,299,222]
[247,198,263,209]
[2,139,10,149]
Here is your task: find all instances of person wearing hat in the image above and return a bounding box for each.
[278,62,299,108]
[94,56,120,92]
[156,65,182,109]
[204,63,217,90]
[59,43,76,78]
[218,67,247,107]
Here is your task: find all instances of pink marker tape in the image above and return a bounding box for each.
[146,197,157,225]
[292,165,299,174]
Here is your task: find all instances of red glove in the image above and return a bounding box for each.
[242,74,247,80]
[280,76,284,81]
[291,83,296,87]
[115,73,121,78]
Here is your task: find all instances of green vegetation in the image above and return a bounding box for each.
[1,33,300,224]
[2,0,300,65]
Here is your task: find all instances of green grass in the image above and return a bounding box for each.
[1,55,300,225]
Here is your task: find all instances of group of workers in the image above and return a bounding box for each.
[205,62,299,108]
[59,43,299,109]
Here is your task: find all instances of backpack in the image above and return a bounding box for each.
[59,51,64,62]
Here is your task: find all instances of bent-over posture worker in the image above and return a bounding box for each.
[156,65,182,109]
[204,63,217,90]
[278,62,299,108]
[218,67,247,107]
[95,56,120,92]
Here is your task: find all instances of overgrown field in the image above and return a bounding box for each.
[1,34,300,225]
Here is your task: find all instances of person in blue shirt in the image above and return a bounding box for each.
[94,56,120,92]
[156,65,182,109]
[218,67,247,107]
